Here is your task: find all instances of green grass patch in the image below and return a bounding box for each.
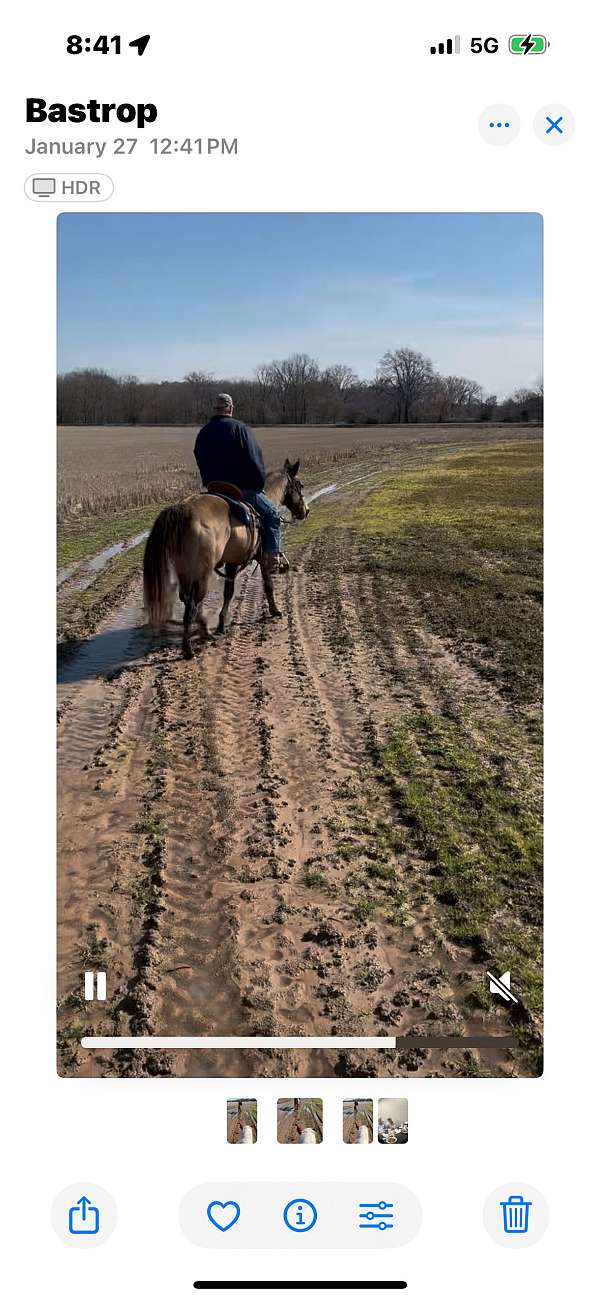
[304,870,327,888]
[148,732,172,773]
[353,897,377,923]
[58,504,165,569]
[354,441,542,553]
[78,924,108,967]
[379,710,542,1015]
[365,861,397,881]
[304,439,542,703]
[132,810,166,839]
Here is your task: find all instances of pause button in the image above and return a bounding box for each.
[84,971,106,1001]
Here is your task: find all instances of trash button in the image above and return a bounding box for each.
[483,1182,549,1248]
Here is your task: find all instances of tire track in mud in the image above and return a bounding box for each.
[58,655,167,1075]
[278,555,450,1076]
[58,566,264,1076]
[277,543,522,1075]
[148,567,293,1078]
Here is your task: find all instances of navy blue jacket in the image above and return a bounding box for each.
[193,416,266,492]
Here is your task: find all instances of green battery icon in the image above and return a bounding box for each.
[509,34,547,54]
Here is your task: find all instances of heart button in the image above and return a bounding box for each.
[206,1199,241,1232]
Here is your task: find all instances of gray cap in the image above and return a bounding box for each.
[215,392,234,409]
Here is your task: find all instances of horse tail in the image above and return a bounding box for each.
[143,505,184,625]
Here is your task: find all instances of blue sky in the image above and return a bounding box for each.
[57,213,542,397]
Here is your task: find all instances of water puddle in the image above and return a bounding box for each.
[57,581,227,695]
[57,594,150,694]
[306,482,338,503]
[57,563,79,586]
[57,531,149,591]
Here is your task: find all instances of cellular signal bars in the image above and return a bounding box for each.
[430,36,460,54]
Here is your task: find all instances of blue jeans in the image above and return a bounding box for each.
[241,490,282,553]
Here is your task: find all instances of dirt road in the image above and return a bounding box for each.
[57,444,541,1079]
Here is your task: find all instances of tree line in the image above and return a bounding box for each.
[57,348,543,426]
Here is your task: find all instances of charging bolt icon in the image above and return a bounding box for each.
[509,34,547,54]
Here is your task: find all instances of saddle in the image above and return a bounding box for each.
[205,480,259,530]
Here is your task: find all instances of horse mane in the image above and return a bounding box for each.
[264,467,287,503]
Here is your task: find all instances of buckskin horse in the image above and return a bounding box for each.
[143,459,309,657]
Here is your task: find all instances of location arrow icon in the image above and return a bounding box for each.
[129,35,151,57]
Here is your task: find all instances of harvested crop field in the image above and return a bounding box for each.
[57,424,542,1079]
[58,422,526,526]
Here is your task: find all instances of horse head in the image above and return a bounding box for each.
[283,458,309,519]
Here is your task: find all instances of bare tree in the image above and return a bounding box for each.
[120,375,144,425]
[57,355,541,427]
[184,370,214,423]
[443,375,483,418]
[268,353,320,423]
[322,363,358,397]
[254,364,275,424]
[376,348,434,422]
[511,386,543,422]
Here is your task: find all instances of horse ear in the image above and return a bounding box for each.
[287,458,300,477]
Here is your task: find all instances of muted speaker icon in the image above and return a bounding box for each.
[487,970,518,1003]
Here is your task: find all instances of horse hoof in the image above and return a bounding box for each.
[270,608,283,619]
[182,644,194,660]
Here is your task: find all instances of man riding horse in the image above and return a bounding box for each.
[143,395,309,656]
[193,393,288,574]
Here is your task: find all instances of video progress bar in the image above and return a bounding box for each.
[81,1034,517,1049]
[193,1284,407,1291]
[82,1036,396,1049]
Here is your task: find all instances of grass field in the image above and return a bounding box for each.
[57,423,542,1078]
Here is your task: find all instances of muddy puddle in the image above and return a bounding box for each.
[58,531,149,591]
[57,579,228,698]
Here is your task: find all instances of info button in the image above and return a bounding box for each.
[25,173,114,202]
